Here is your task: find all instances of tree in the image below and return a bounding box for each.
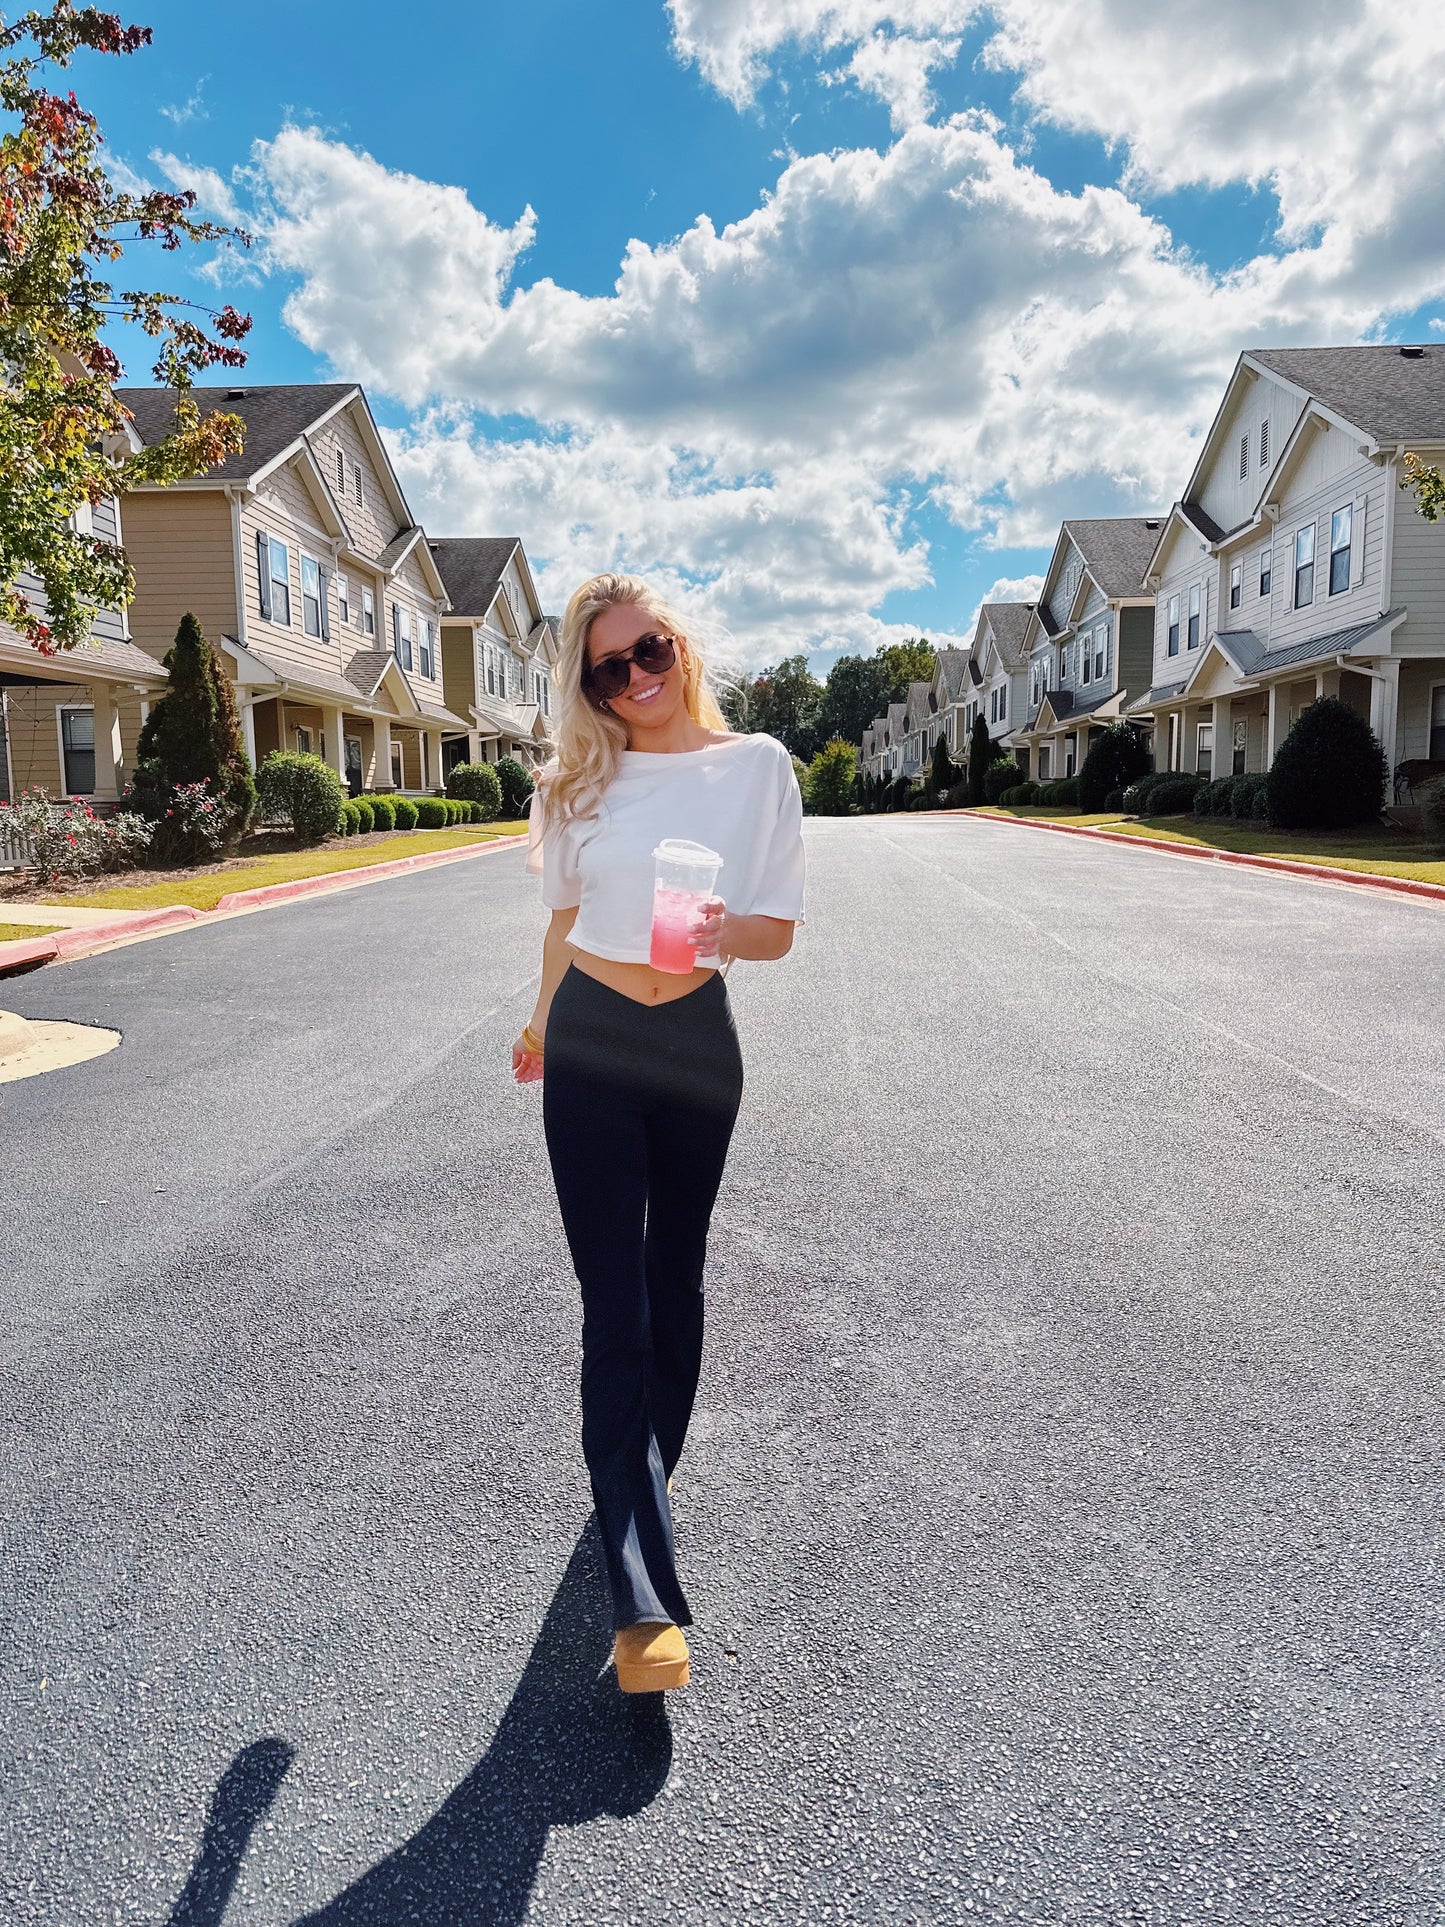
[495,756,534,816]
[814,652,891,748]
[1403,452,1445,523]
[967,714,997,806]
[806,738,857,816]
[1265,696,1388,830]
[877,637,936,704]
[129,611,254,853]
[740,654,825,761]
[1078,721,1151,812]
[929,731,956,798]
[0,4,253,654]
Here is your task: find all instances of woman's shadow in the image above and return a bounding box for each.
[167,1523,673,1927]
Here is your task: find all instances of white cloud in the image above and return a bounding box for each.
[150,150,242,225]
[964,571,1044,634]
[826,31,962,129]
[666,0,975,109]
[159,78,208,126]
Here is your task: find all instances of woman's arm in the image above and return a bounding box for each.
[513,905,578,1080]
[697,902,795,963]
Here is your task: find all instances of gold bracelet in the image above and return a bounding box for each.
[521,1022,545,1055]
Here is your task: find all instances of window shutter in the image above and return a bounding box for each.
[1351,494,1367,592]
[256,532,272,621]
[392,602,400,657]
[319,566,332,641]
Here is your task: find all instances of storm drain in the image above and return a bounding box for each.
[0,1009,120,1085]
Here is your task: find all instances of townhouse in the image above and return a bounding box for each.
[116,383,470,795]
[931,647,971,759]
[1129,346,1445,787]
[965,603,1034,757]
[1012,519,1161,781]
[0,412,168,805]
[429,537,557,773]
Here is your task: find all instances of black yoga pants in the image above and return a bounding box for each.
[542,964,744,1630]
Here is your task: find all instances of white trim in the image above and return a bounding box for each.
[55,700,95,799]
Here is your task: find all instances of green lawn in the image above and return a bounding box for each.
[0,921,63,942]
[39,822,529,914]
[978,806,1445,887]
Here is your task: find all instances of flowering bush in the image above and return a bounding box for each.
[157,779,233,861]
[0,790,152,883]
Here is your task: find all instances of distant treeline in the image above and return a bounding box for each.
[721,638,936,762]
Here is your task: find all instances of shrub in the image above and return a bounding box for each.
[468,800,488,823]
[806,738,858,816]
[929,732,957,799]
[391,795,418,830]
[362,794,396,833]
[998,783,1030,806]
[128,612,255,858]
[1078,721,1152,813]
[256,752,346,844]
[495,756,534,817]
[967,715,997,807]
[159,778,234,858]
[1266,695,1388,830]
[983,759,1026,804]
[1037,776,1081,808]
[1226,773,1268,820]
[340,799,361,836]
[415,797,447,828]
[1194,778,1231,817]
[449,797,469,824]
[1120,779,1150,813]
[1103,787,1125,812]
[1145,773,1205,816]
[0,790,153,883]
[352,799,374,833]
[446,762,503,819]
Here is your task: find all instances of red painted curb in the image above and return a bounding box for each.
[967,811,1445,905]
[49,906,203,957]
[0,934,60,972]
[212,833,526,914]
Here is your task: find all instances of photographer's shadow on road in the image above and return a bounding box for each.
[167,1524,673,1927]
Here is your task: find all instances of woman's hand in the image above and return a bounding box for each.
[692,895,731,963]
[512,1031,545,1083]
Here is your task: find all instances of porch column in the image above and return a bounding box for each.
[324,705,346,780]
[1372,660,1401,789]
[1184,707,1201,773]
[238,694,257,770]
[373,716,392,790]
[1151,717,1168,773]
[1211,699,1231,782]
[427,728,444,793]
[92,684,123,799]
[1266,683,1288,762]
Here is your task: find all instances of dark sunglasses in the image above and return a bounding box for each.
[583,631,677,704]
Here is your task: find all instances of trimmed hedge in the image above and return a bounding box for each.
[415,797,447,828]
[1144,773,1205,815]
[1036,776,1081,808]
[1103,787,1125,812]
[392,795,418,830]
[1078,721,1152,813]
[362,793,397,833]
[1266,696,1388,829]
[352,798,375,834]
[1230,772,1271,820]
[983,759,1026,804]
[256,751,345,844]
[340,799,362,836]
[446,761,503,818]
[1194,776,1239,817]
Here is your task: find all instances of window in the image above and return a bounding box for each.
[998,684,1007,723]
[1081,637,1092,685]
[1232,717,1247,776]
[1064,734,1076,777]
[301,554,322,637]
[71,498,94,537]
[1329,505,1352,595]
[1093,626,1107,681]
[338,574,350,626]
[1187,582,1201,649]
[1294,523,1315,608]
[1260,418,1270,466]
[1260,545,1272,598]
[362,586,375,637]
[390,741,403,788]
[1059,643,1069,683]
[1239,432,1249,480]
[335,448,345,492]
[419,618,435,679]
[295,726,312,755]
[257,534,291,625]
[393,603,413,672]
[485,645,496,696]
[1197,722,1213,778]
[1167,594,1180,657]
[59,705,94,794]
[1230,562,1242,610]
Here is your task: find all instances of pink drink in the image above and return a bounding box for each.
[650,839,724,974]
[650,887,704,973]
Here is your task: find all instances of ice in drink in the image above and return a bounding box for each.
[650,839,724,974]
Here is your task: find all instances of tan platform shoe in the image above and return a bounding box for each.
[613,1621,690,1693]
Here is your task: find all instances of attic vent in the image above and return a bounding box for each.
[1144,518,1160,530]
[1399,345,1425,359]
[226,388,247,398]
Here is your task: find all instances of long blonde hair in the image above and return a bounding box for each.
[545,572,730,824]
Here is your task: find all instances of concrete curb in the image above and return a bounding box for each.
[0,833,528,976]
[961,810,1445,906]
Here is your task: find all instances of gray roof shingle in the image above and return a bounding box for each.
[1063,517,1165,599]
[934,646,970,703]
[1247,345,1445,441]
[428,538,521,617]
[117,383,357,484]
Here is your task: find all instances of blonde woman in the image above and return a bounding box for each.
[514,573,806,1694]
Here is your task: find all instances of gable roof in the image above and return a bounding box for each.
[1246,345,1445,443]
[976,601,1034,673]
[933,646,971,704]
[429,538,522,618]
[117,383,357,484]
[1061,518,1163,599]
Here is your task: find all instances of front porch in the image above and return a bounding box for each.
[0,628,165,808]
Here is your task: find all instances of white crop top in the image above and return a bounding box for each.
[526,732,806,967]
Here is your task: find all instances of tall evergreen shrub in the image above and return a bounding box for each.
[1078,722,1152,813]
[967,715,996,807]
[129,612,255,857]
[1265,697,1389,829]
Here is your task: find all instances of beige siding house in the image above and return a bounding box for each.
[118,383,470,795]
[430,537,556,771]
[1131,346,1445,790]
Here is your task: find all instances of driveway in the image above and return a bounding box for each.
[3,818,1442,1925]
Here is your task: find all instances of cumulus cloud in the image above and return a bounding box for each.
[826,31,962,128]
[966,572,1045,632]
[151,149,241,224]
[666,0,975,108]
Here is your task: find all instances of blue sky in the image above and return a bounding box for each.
[90,0,1445,671]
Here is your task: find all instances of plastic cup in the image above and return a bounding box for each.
[650,839,724,973]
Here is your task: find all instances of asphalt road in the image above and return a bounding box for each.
[3,817,1443,1927]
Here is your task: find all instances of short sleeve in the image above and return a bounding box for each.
[747,747,807,923]
[526,779,582,909]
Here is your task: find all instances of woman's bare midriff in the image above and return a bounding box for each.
[568,946,716,1006]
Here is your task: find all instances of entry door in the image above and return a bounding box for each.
[344,735,363,796]
[1232,718,1247,775]
[390,742,404,789]
[1431,685,1445,760]
[1197,723,1213,778]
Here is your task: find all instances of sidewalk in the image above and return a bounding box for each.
[0,832,527,975]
